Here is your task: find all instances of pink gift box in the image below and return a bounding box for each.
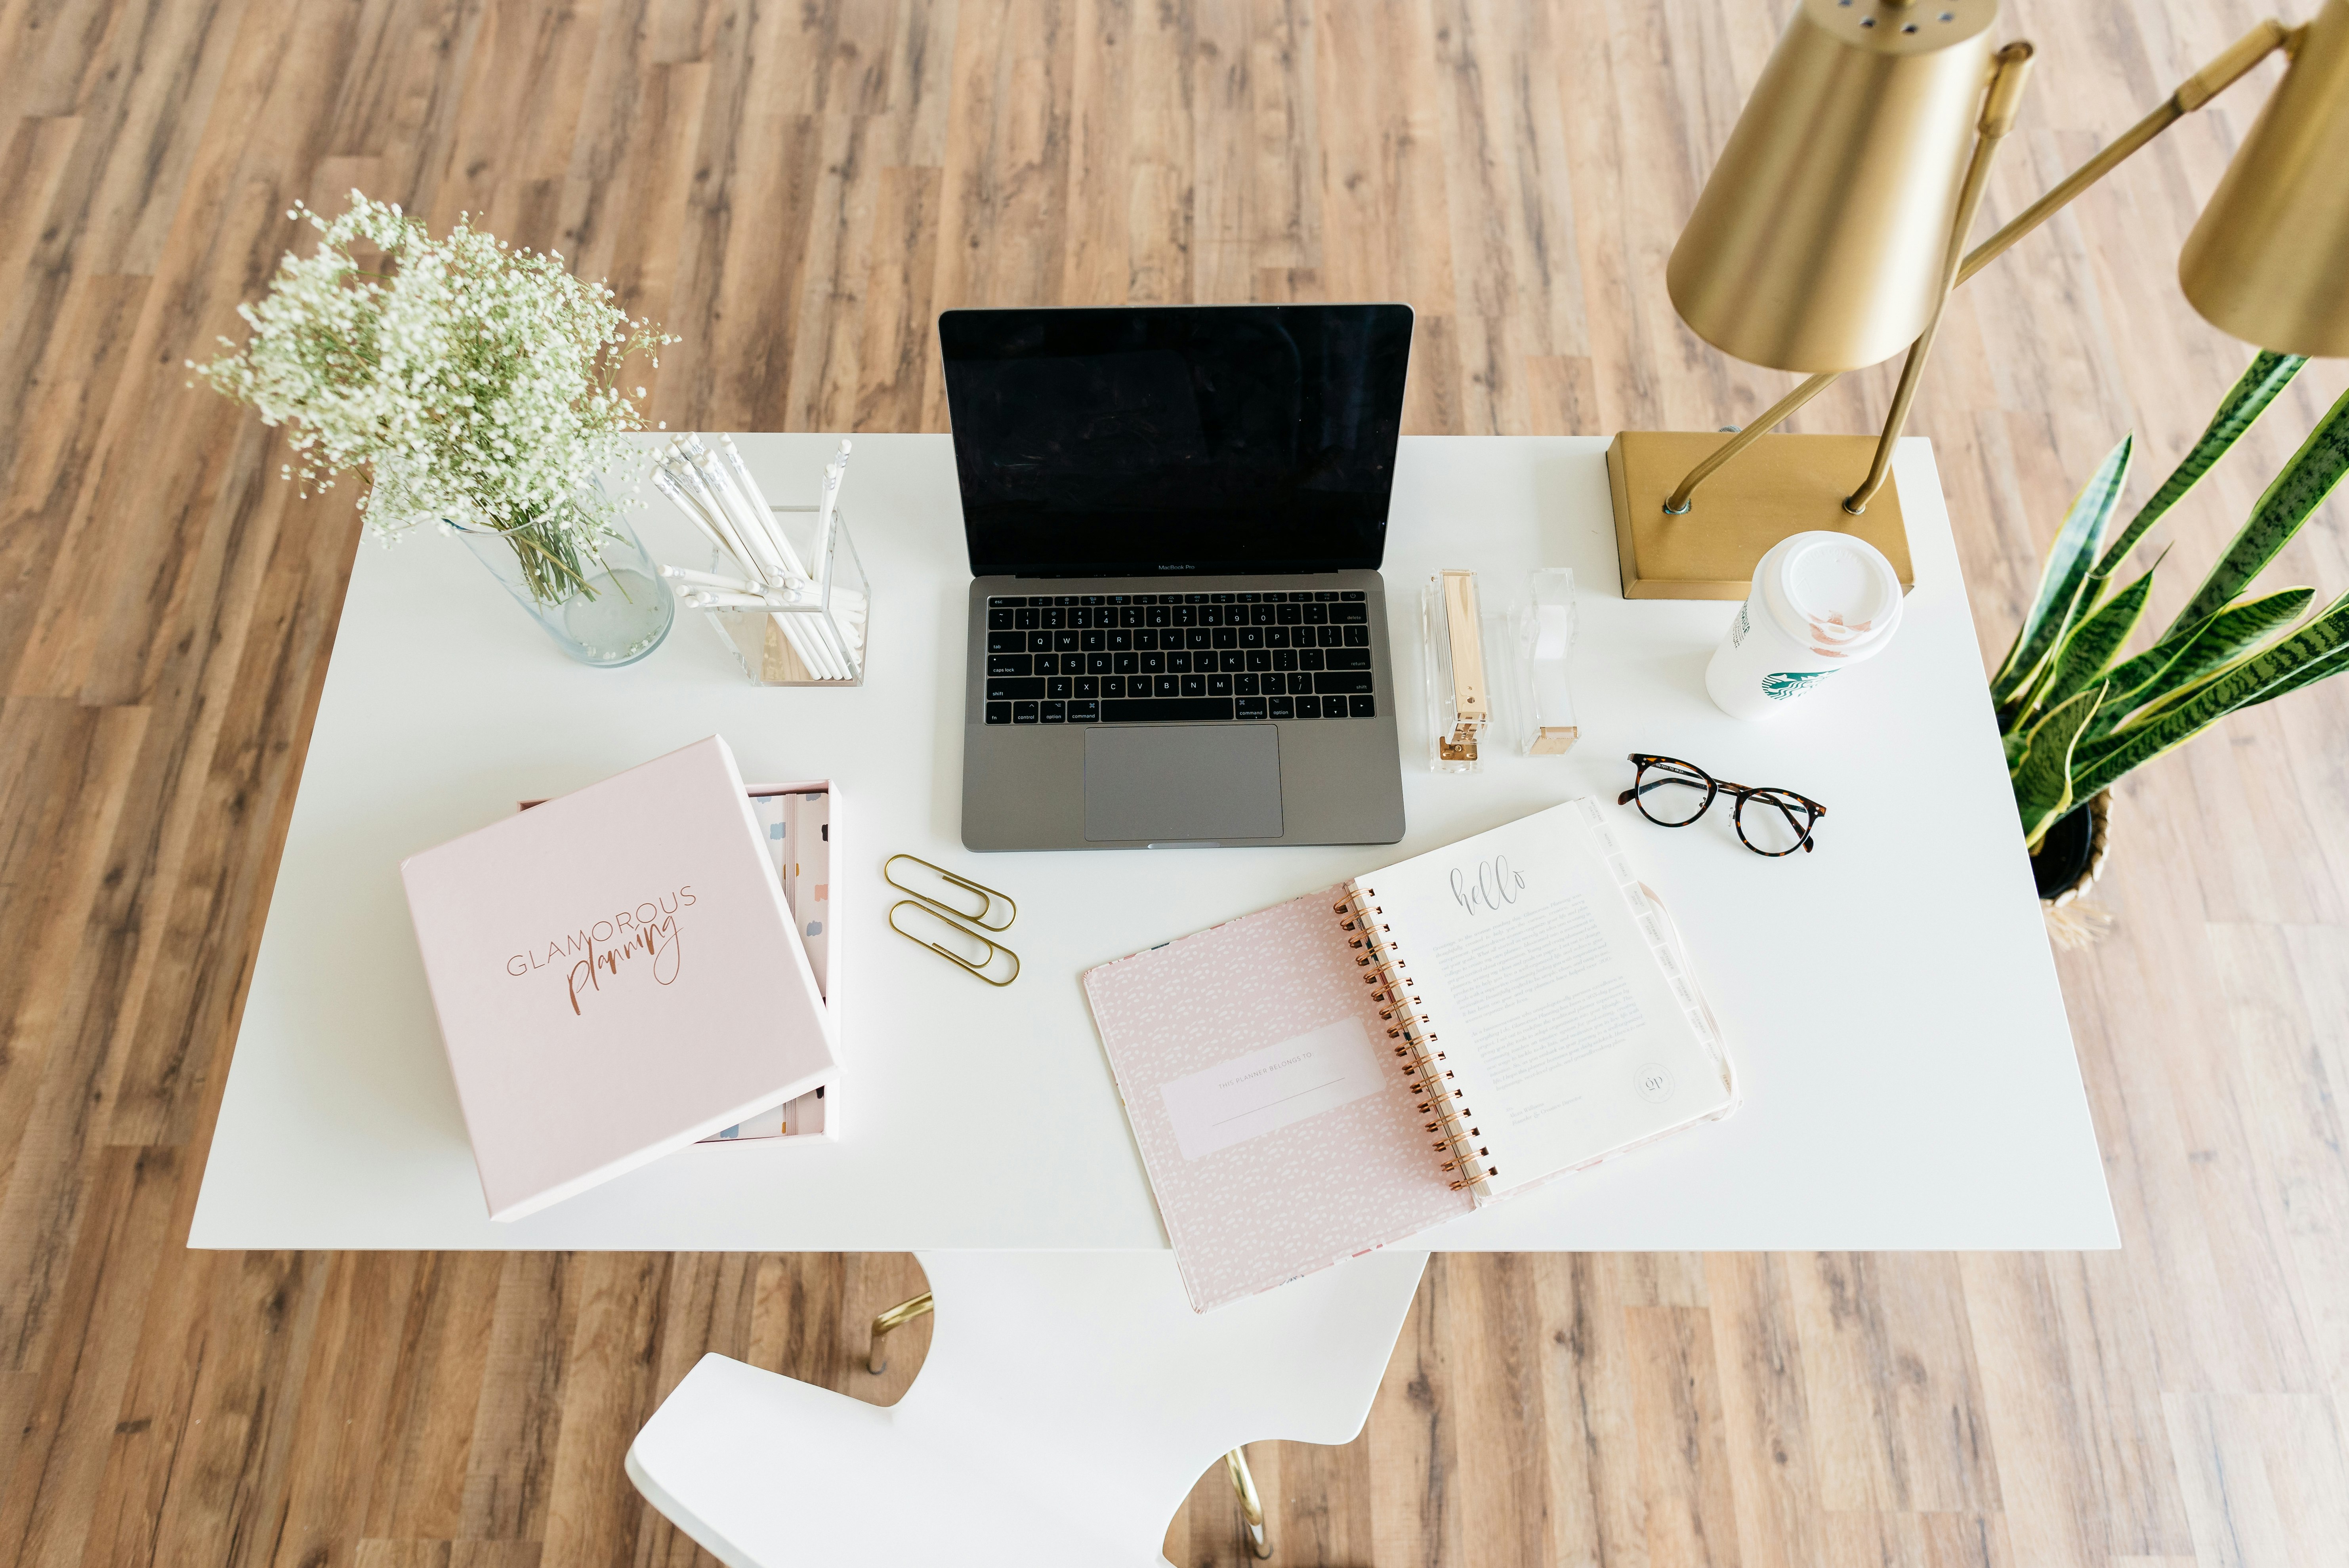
[401,735,838,1221]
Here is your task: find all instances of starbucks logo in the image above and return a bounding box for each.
[1762,670,1834,701]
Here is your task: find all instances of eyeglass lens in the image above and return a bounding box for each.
[1735,789,1816,855]
[1630,758,1712,826]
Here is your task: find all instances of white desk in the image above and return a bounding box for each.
[190,435,2116,1252]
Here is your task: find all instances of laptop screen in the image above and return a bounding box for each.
[941,304,1413,578]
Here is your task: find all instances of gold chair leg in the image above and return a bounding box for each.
[1225,1446,1273,1560]
[866,1291,933,1375]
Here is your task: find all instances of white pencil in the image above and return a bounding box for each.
[808,612,857,680]
[651,469,743,571]
[661,449,840,676]
[813,440,850,577]
[668,446,764,578]
[656,433,859,681]
[806,614,851,681]
[688,437,796,589]
[809,440,855,675]
[755,440,852,680]
[685,435,766,566]
[674,444,845,676]
[659,563,774,597]
[660,454,761,580]
[720,436,810,583]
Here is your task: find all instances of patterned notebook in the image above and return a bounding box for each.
[1083,797,1737,1311]
[703,789,833,1142]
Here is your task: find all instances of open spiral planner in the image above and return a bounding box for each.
[1083,798,1739,1311]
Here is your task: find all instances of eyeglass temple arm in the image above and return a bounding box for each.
[1700,776,1827,815]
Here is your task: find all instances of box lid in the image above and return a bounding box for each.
[400,735,837,1221]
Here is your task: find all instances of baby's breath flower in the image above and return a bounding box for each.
[193,191,679,605]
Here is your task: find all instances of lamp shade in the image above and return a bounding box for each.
[2179,0,2349,357]
[1667,0,1998,373]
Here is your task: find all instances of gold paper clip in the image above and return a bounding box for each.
[889,899,1021,986]
[883,853,1017,932]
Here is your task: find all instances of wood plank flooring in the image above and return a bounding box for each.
[3,2,2346,1564]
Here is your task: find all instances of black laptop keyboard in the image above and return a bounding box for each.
[980,591,1378,725]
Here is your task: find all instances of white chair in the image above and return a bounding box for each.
[626,1249,1427,1565]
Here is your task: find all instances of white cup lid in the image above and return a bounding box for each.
[1764,533,1902,656]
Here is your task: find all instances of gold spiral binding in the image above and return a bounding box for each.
[1335,889,1497,1195]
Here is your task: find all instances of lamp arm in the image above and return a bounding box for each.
[1844,42,2037,514]
[1662,19,2296,518]
[1957,18,2295,287]
[1660,372,1841,514]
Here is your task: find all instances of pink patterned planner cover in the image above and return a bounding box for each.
[1083,888,1473,1311]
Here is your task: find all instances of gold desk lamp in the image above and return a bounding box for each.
[1611,0,2349,599]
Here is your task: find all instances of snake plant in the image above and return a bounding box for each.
[1998,351,2349,852]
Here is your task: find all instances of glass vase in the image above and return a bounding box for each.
[453,503,675,668]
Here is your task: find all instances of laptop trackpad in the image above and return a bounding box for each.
[1084,725,1283,843]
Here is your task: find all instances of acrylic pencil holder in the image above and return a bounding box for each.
[699,505,872,687]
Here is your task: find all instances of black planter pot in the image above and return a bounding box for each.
[2031,800,2098,898]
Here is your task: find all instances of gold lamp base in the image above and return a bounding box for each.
[1606,431,1915,601]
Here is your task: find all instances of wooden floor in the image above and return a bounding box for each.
[3,1,2346,1564]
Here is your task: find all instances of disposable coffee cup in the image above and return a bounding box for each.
[1704,531,1902,720]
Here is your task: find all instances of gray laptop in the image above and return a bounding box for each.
[945,304,1412,852]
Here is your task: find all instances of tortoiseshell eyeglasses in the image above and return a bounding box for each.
[1616,753,1826,856]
